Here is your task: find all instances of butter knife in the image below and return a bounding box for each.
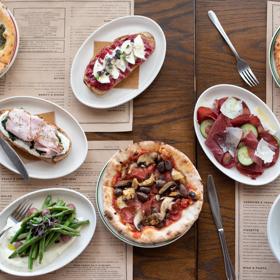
[0,137,29,181]
[207,175,235,280]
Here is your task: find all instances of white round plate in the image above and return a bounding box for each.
[0,188,96,276]
[0,96,88,179]
[267,194,280,262]
[71,15,166,109]
[96,163,190,248]
[0,8,20,78]
[194,84,280,186]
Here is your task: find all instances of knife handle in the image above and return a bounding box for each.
[217,228,235,280]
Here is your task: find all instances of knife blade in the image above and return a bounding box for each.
[207,174,223,229]
[207,175,235,280]
[0,137,29,181]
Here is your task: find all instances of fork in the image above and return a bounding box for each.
[0,200,32,238]
[208,10,259,87]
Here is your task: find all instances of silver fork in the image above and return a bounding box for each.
[208,10,259,87]
[0,200,32,238]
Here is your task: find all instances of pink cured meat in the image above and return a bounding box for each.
[241,131,259,150]
[205,114,232,163]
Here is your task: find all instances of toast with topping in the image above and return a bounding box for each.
[84,32,156,95]
[0,108,71,163]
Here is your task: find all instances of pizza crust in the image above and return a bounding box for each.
[0,3,16,67]
[103,141,203,244]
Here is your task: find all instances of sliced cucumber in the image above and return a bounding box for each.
[237,146,253,166]
[241,123,258,138]
[200,119,214,138]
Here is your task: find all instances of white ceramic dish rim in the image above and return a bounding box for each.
[0,95,88,179]
[70,15,166,109]
[194,84,280,186]
[96,161,193,248]
[269,25,280,87]
[0,8,20,78]
[267,193,280,263]
[0,187,97,277]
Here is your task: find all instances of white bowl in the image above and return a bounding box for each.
[194,84,280,186]
[267,194,280,262]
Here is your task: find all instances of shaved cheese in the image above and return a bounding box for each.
[225,127,243,156]
[93,59,104,79]
[133,35,145,59]
[220,97,243,119]
[121,40,133,54]
[115,57,126,72]
[125,51,135,65]
[255,138,275,164]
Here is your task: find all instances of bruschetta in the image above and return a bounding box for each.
[83,32,156,95]
[0,108,71,163]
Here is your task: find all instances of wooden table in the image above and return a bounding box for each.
[90,0,268,278]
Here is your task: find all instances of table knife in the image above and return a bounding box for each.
[0,137,29,181]
[207,175,235,280]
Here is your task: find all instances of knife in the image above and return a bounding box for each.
[207,175,235,280]
[0,137,29,181]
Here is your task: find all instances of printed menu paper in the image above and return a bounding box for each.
[0,141,133,280]
[235,2,280,279]
[2,0,134,132]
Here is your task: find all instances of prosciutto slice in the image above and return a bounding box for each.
[205,114,232,163]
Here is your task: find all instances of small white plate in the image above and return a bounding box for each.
[0,96,88,179]
[0,188,96,276]
[0,8,20,78]
[267,194,280,262]
[71,15,166,109]
[96,163,190,248]
[194,84,280,186]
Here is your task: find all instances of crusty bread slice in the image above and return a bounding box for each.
[84,32,156,95]
[0,109,72,163]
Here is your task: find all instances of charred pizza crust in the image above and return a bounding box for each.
[103,141,203,244]
[0,109,71,163]
[0,3,16,72]
[84,32,156,95]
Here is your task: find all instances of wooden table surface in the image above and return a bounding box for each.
[90,0,268,279]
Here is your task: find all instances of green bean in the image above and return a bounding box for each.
[55,225,79,233]
[28,244,35,270]
[9,236,42,258]
[41,195,52,209]
[47,206,69,212]
[32,242,39,260]
[50,228,80,236]
[39,236,45,264]
[52,209,73,218]
[69,220,90,229]
[17,232,29,240]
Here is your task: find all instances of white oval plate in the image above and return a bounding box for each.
[0,188,96,276]
[194,84,280,186]
[96,162,190,248]
[0,96,88,179]
[71,15,166,109]
[267,194,280,262]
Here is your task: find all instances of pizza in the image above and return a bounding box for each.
[103,141,203,244]
[84,32,155,95]
[0,3,17,72]
[275,34,280,77]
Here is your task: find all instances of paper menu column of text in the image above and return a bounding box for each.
[1,1,133,132]
[0,140,133,280]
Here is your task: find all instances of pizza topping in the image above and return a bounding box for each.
[179,184,189,198]
[114,188,123,197]
[133,210,144,231]
[139,174,155,187]
[114,179,132,189]
[116,196,127,209]
[136,192,149,202]
[158,181,176,195]
[122,188,136,200]
[137,153,157,167]
[0,24,6,50]
[171,169,184,182]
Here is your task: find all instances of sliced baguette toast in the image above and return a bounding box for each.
[84,32,156,95]
[0,109,71,163]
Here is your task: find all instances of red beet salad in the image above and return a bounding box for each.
[197,96,279,179]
